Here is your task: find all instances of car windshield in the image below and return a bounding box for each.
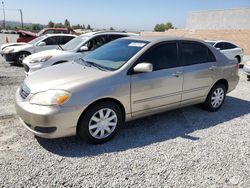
[28,35,45,44]
[63,36,89,51]
[82,39,149,71]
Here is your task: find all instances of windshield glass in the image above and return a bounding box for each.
[28,35,45,44]
[63,36,89,51]
[83,39,149,71]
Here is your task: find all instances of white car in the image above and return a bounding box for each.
[0,34,76,65]
[243,61,250,79]
[205,40,244,64]
[22,31,138,76]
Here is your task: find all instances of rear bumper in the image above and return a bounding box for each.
[227,75,239,93]
[243,65,250,75]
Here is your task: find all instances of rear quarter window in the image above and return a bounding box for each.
[224,42,237,49]
[182,42,216,66]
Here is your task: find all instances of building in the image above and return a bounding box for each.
[187,8,250,29]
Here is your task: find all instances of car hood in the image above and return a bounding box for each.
[1,42,27,51]
[24,61,110,93]
[17,30,37,37]
[25,49,76,59]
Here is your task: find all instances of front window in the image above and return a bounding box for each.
[82,39,149,70]
[28,35,46,44]
[63,36,89,51]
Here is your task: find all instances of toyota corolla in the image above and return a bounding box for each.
[15,36,239,143]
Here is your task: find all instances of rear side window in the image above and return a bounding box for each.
[43,36,61,45]
[224,42,237,49]
[61,36,75,44]
[182,42,216,66]
[138,42,179,71]
[43,36,74,45]
[214,42,224,50]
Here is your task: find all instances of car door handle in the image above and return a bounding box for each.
[172,71,183,77]
[209,66,217,71]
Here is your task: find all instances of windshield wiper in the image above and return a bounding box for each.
[79,59,107,71]
[58,44,64,51]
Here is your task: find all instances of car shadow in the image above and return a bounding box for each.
[37,96,250,157]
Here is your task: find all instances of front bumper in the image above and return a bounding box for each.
[1,52,16,62]
[15,88,83,139]
[22,58,45,76]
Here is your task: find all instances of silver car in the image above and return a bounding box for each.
[15,36,239,143]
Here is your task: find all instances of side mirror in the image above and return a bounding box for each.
[133,63,153,73]
[37,41,46,47]
[79,46,89,52]
[216,47,221,50]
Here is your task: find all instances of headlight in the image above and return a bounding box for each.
[30,55,52,63]
[3,48,14,53]
[30,90,71,106]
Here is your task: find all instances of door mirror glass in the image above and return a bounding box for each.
[37,41,46,47]
[133,63,153,73]
[79,46,89,52]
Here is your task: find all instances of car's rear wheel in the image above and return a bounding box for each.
[235,56,241,64]
[14,51,30,66]
[203,83,226,112]
[78,101,123,144]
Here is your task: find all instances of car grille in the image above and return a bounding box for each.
[19,83,30,99]
[23,64,30,72]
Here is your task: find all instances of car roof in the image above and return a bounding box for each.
[205,40,232,43]
[44,33,77,37]
[121,35,205,44]
[79,31,138,37]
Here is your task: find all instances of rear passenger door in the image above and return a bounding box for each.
[131,42,183,115]
[180,41,217,105]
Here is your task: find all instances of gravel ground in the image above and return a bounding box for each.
[0,35,250,187]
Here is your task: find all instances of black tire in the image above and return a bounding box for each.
[235,56,241,64]
[203,83,226,112]
[78,101,123,144]
[247,75,250,79]
[14,51,30,66]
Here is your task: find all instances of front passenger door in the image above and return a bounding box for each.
[131,42,183,116]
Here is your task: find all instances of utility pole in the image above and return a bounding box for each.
[2,1,5,29]
[18,9,23,29]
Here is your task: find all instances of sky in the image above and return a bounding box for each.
[1,0,250,31]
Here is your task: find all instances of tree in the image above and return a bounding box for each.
[165,22,173,30]
[82,24,85,30]
[110,27,115,31]
[54,22,64,28]
[154,23,165,32]
[154,22,174,32]
[64,19,70,29]
[87,24,91,30]
[47,21,55,28]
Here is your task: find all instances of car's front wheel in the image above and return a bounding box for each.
[14,51,30,66]
[204,83,226,112]
[78,101,123,144]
